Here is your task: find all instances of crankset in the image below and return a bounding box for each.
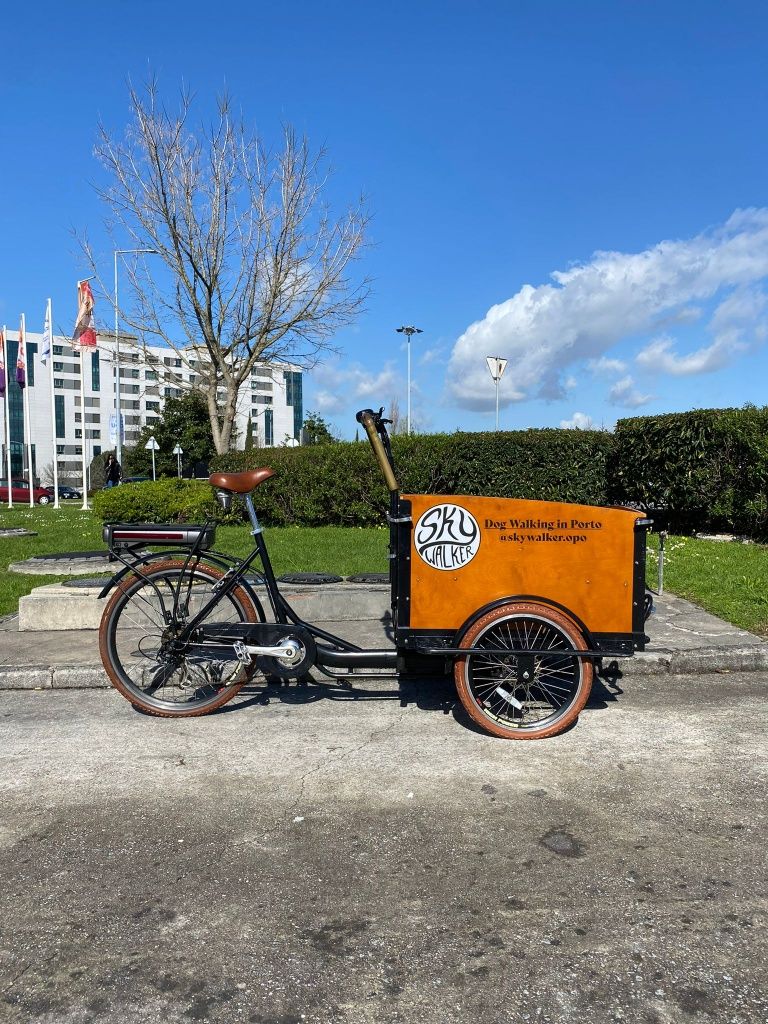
[192,622,317,679]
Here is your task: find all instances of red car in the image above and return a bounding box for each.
[0,479,53,504]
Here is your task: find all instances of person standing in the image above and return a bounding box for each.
[104,454,122,488]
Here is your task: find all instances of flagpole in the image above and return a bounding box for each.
[73,277,97,511]
[21,315,34,508]
[45,299,60,508]
[79,347,89,511]
[2,326,11,508]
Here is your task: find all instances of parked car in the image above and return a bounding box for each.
[0,479,53,504]
[57,485,82,499]
[122,476,152,484]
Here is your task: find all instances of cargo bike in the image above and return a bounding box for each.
[98,408,652,740]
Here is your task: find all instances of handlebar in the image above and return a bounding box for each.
[356,408,398,492]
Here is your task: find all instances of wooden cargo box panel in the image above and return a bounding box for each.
[403,494,643,636]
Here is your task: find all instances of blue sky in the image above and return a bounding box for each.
[1,1,766,438]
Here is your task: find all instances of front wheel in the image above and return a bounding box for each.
[99,559,263,717]
[454,601,593,740]
[38,495,50,505]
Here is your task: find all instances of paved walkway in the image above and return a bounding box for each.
[0,589,765,688]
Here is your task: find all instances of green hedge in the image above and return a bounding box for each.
[90,407,768,539]
[208,428,614,527]
[610,406,768,537]
[91,478,229,524]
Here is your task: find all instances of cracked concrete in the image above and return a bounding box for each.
[0,675,766,1023]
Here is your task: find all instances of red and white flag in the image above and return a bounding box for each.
[72,280,97,349]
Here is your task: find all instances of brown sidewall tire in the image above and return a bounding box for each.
[454,601,594,740]
[99,559,260,718]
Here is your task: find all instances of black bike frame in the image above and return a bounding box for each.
[156,491,395,666]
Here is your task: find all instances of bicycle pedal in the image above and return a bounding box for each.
[233,641,252,666]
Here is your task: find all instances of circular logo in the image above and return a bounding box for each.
[414,503,481,571]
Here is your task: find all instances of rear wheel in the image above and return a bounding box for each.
[99,559,262,717]
[454,601,593,740]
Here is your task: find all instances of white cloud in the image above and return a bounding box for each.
[560,412,595,429]
[635,334,737,376]
[418,345,444,367]
[446,208,768,410]
[590,356,627,375]
[635,283,766,375]
[312,389,345,414]
[608,375,654,408]
[308,360,403,416]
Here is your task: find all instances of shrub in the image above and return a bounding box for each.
[610,405,768,536]
[91,478,230,524]
[210,428,615,527]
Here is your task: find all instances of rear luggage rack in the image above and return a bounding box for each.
[103,522,216,552]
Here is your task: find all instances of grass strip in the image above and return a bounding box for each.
[0,505,388,618]
[646,533,768,637]
[1,507,765,636]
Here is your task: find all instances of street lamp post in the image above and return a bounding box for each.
[114,248,159,465]
[485,356,508,430]
[145,435,159,481]
[172,443,183,478]
[396,325,423,435]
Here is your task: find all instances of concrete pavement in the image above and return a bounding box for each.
[1,671,766,1023]
[1,586,767,689]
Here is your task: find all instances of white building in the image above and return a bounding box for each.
[0,330,303,484]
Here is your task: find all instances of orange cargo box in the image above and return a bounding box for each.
[398,494,648,649]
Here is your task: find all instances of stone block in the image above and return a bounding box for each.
[0,667,52,689]
[53,667,110,689]
[18,584,106,631]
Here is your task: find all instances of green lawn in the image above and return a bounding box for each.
[645,533,768,637]
[0,505,388,618]
[1,506,766,635]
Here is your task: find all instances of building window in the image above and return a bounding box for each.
[53,361,64,372]
[94,445,101,457]
[252,395,273,405]
[54,378,64,390]
[75,428,82,439]
[91,352,100,392]
[55,395,65,438]
[25,343,37,388]
[56,444,65,455]
[53,345,63,356]
[264,408,274,446]
[145,370,157,381]
[284,370,303,439]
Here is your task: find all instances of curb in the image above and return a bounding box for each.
[1,645,766,691]
[16,582,392,630]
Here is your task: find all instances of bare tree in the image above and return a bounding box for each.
[388,396,404,435]
[83,80,370,454]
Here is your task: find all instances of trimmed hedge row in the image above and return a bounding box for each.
[91,478,233,524]
[610,405,768,536]
[208,428,615,527]
[89,406,768,538]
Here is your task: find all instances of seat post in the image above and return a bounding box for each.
[244,493,263,536]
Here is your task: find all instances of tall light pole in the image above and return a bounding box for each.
[114,248,158,465]
[485,356,508,430]
[396,325,423,435]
